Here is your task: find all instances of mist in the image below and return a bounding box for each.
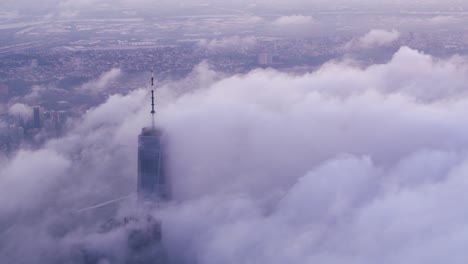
[2,45,468,263]
[3,0,468,15]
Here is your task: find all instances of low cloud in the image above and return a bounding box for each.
[8,103,32,121]
[429,15,460,25]
[3,47,468,263]
[78,68,122,94]
[198,36,257,52]
[19,85,68,105]
[346,29,400,50]
[0,149,71,216]
[0,11,19,19]
[272,15,315,26]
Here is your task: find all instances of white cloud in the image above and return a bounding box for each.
[346,29,401,50]
[155,47,468,264]
[0,149,71,216]
[0,11,19,19]
[8,103,31,121]
[429,15,460,25]
[273,15,314,26]
[78,68,122,94]
[3,47,468,263]
[198,36,257,52]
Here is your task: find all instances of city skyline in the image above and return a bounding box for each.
[2,1,468,263]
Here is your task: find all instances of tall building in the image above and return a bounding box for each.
[33,106,44,128]
[137,126,169,201]
[258,52,273,66]
[137,73,169,201]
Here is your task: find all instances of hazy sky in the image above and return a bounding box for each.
[2,0,468,13]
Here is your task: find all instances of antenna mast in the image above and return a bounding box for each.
[151,69,156,129]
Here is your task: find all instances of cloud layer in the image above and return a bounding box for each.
[198,36,257,52]
[273,15,314,26]
[3,46,468,263]
[346,29,401,50]
[157,47,468,264]
[78,68,122,94]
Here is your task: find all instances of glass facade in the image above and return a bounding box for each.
[137,127,169,201]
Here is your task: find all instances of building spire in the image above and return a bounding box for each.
[151,90,156,115]
[150,69,156,129]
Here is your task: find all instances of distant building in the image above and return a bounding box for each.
[56,111,69,136]
[0,125,24,153]
[258,53,273,66]
[9,126,24,146]
[75,215,166,263]
[0,84,9,97]
[137,127,169,201]
[33,106,45,128]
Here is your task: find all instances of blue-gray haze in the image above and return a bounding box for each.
[2,1,468,263]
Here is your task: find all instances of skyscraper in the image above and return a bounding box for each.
[137,72,169,201]
[258,52,273,66]
[137,126,169,201]
[33,106,44,128]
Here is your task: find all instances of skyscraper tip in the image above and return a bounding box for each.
[151,90,156,115]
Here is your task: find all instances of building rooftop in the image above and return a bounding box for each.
[140,127,162,137]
